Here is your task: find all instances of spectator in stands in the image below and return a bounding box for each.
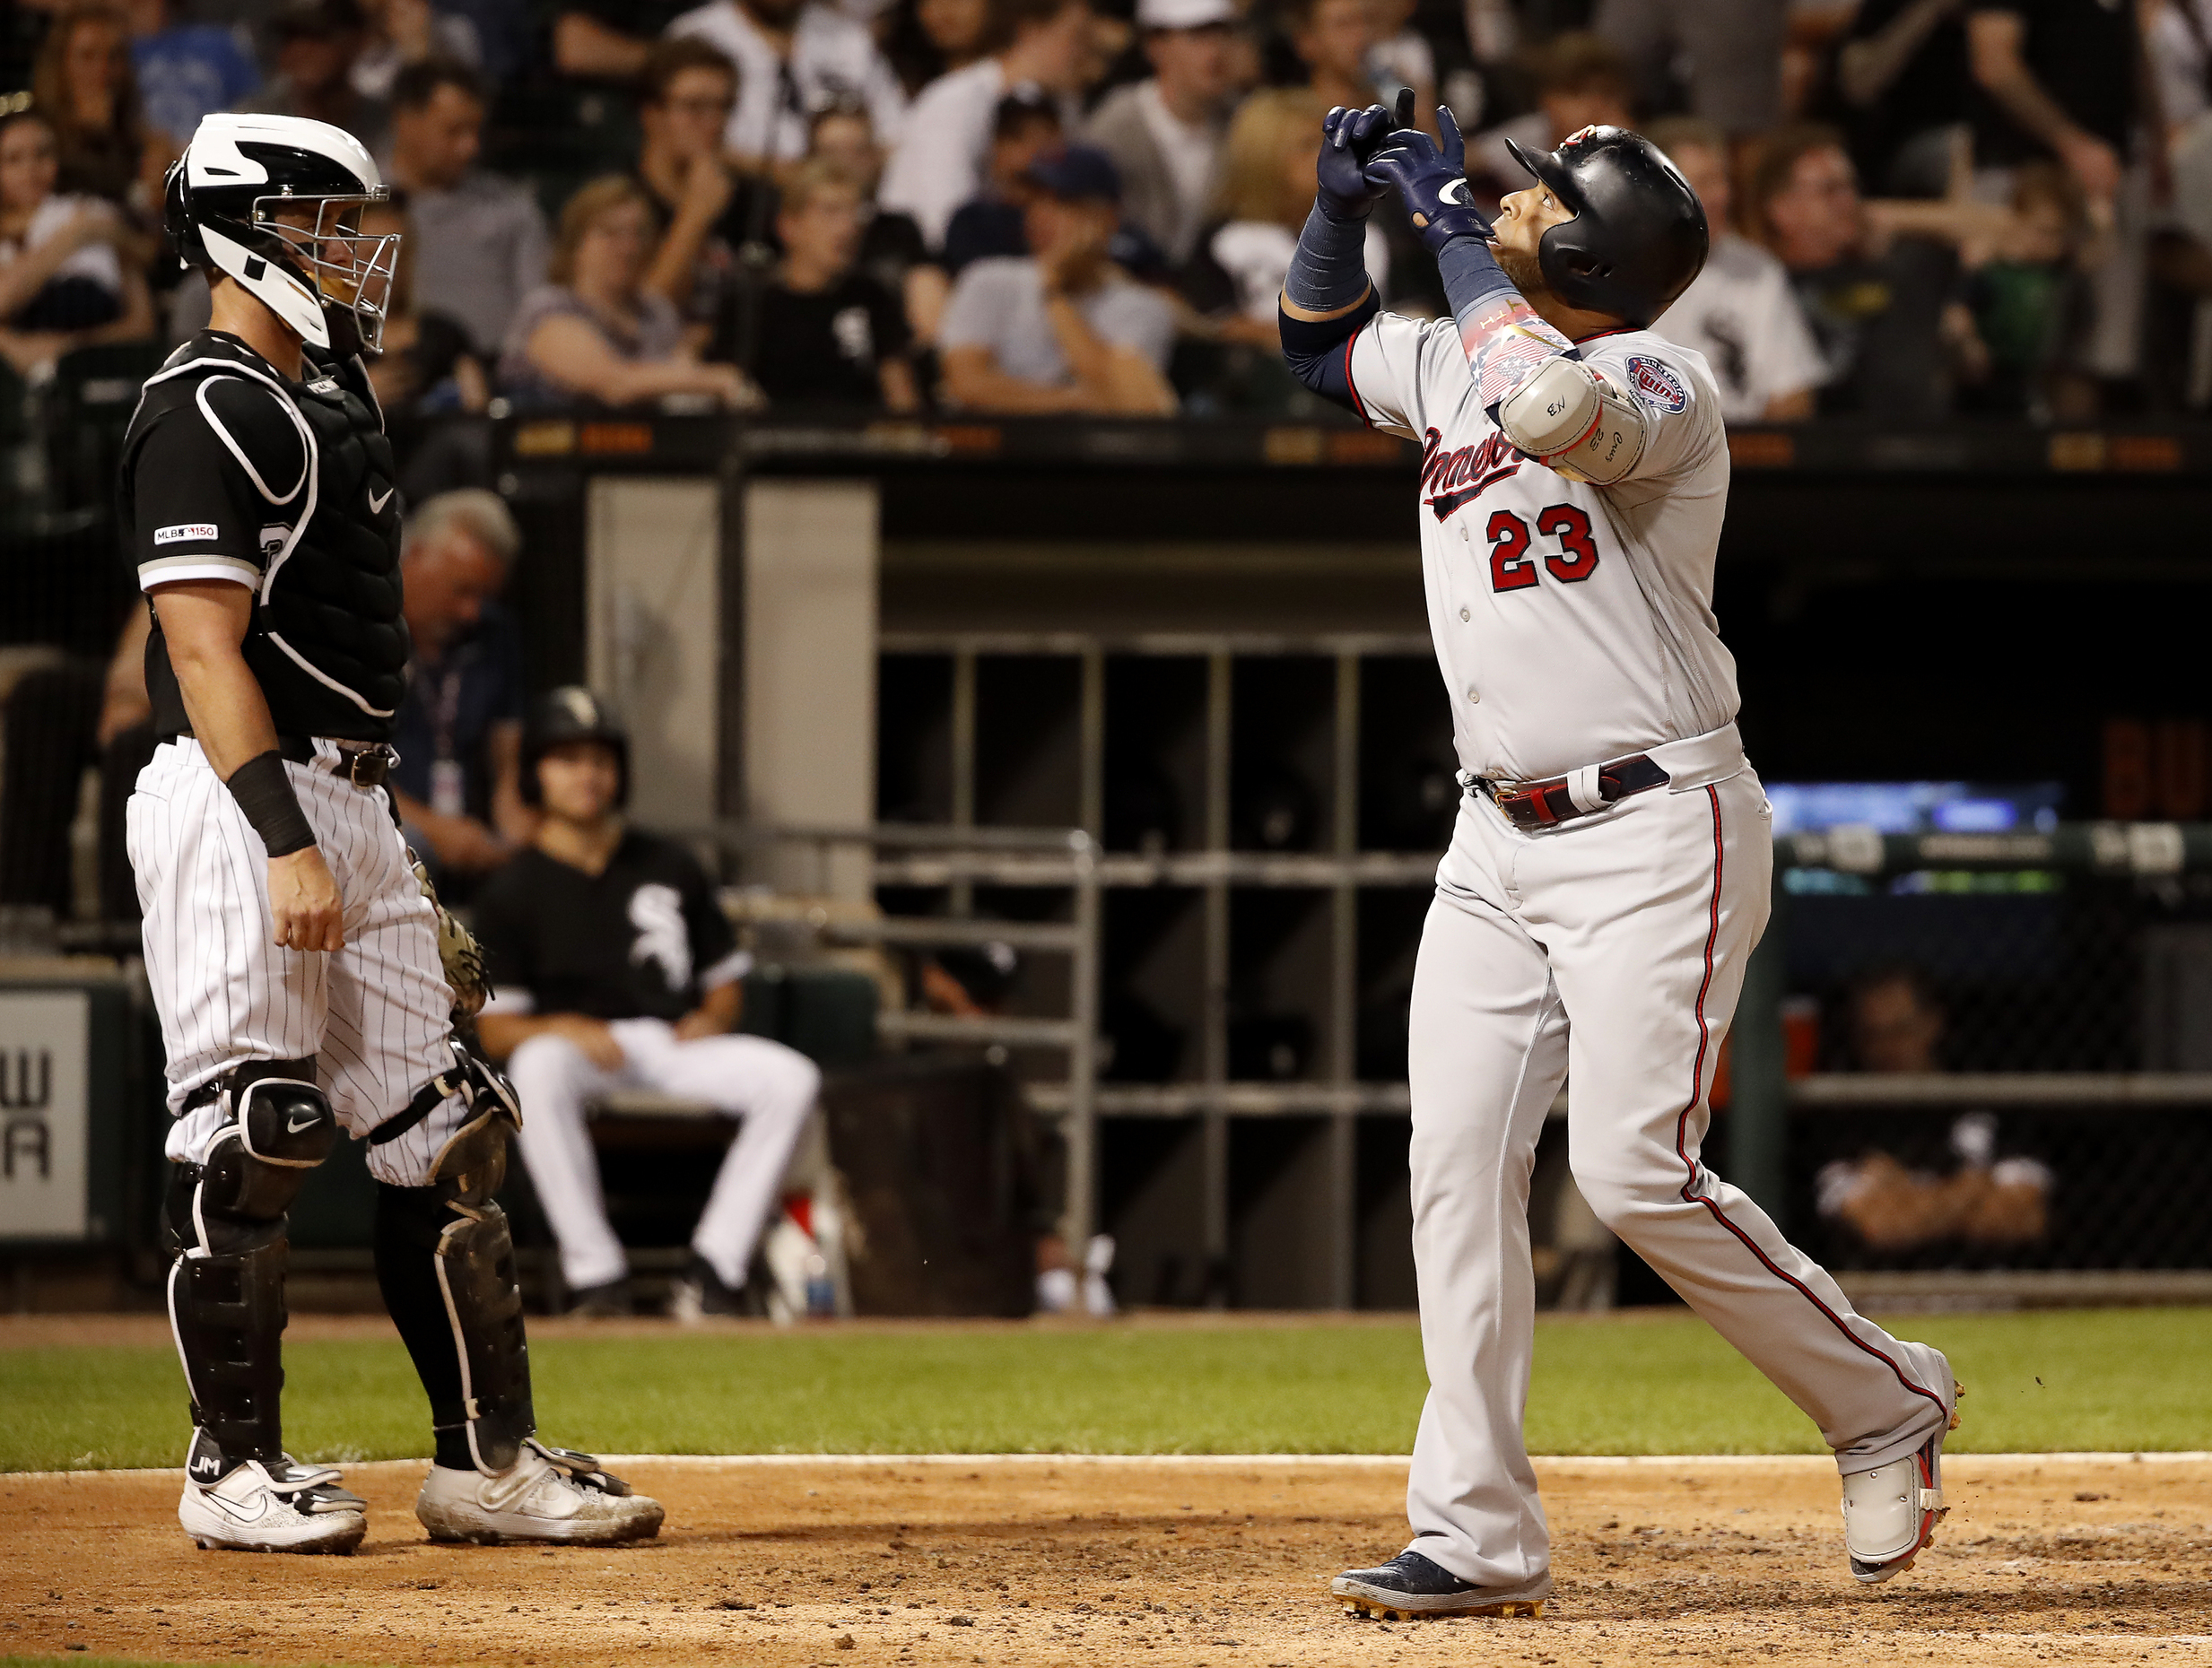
[938,142,1176,411]
[1366,0,1438,136]
[553,0,692,83]
[940,88,1061,274]
[1081,0,1237,269]
[631,37,773,337]
[1752,122,1960,415]
[384,58,545,357]
[501,174,760,407]
[0,105,154,376]
[1946,161,2093,415]
[1967,0,2146,389]
[1833,0,1972,197]
[34,3,170,207]
[1197,87,1389,343]
[389,491,531,889]
[1467,32,1633,199]
[719,158,919,404]
[881,0,1095,251]
[1594,0,1782,139]
[667,0,906,171]
[1284,0,1375,116]
[2153,0,2212,146]
[350,0,481,101]
[126,0,261,147]
[1646,115,1823,421]
[242,0,392,161]
[358,199,490,458]
[800,97,937,347]
[884,0,991,94]
[476,686,822,1320]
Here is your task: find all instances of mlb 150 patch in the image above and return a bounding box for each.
[1623,356,1687,413]
[154,523,220,545]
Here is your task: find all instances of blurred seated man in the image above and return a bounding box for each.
[1645,116,1824,422]
[388,491,531,890]
[632,37,775,342]
[1752,122,1997,416]
[940,90,1062,276]
[499,174,758,408]
[937,143,1176,413]
[719,160,919,407]
[1079,0,1238,272]
[385,57,548,359]
[475,688,821,1318]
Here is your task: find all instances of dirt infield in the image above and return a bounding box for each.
[4,1455,2210,1666]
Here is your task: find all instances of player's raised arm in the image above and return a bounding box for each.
[1364,118,1709,484]
[1274,100,1398,411]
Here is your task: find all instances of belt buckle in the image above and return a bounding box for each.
[342,745,391,789]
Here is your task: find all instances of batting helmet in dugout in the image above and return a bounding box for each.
[521,686,631,806]
[1502,126,1709,329]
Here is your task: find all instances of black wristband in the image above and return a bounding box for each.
[226,750,317,858]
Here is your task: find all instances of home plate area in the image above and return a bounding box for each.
[4,1455,2211,1666]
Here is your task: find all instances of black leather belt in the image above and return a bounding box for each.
[175,728,396,789]
[1474,753,1670,830]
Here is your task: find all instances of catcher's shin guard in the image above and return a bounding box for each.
[374,1043,536,1473]
[162,1062,336,1463]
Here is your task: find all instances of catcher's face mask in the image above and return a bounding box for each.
[259,189,400,353]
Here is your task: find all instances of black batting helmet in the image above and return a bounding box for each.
[521,686,630,807]
[1502,126,1708,328]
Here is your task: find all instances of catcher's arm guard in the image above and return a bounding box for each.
[412,854,489,1021]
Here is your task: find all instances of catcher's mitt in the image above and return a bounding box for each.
[412,855,488,1020]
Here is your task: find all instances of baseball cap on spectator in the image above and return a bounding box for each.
[1023,143,1121,202]
[1136,0,1235,27]
[269,0,366,39]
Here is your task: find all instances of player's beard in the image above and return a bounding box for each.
[1496,242,1547,298]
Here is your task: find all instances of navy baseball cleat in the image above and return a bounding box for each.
[1330,1550,1550,1619]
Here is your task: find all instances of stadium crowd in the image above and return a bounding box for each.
[5,0,2212,428]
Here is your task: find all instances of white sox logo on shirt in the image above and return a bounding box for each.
[1624,355,1687,413]
[628,883,692,991]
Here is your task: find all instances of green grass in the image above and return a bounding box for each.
[3,1309,2205,1473]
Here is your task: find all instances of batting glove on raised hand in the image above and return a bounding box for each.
[1314,98,1400,222]
[1364,105,1494,254]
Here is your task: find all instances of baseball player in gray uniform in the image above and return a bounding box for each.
[126,112,661,1553]
[1274,98,1962,1616]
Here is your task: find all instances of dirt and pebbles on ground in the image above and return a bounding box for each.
[5,1447,2212,1667]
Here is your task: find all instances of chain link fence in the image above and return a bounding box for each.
[1735,822,2212,1290]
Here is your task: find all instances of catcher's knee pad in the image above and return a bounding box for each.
[369,1038,522,1195]
[161,1061,335,1462]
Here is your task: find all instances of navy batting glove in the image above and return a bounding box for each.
[1364,107,1493,254]
[1314,99,1399,222]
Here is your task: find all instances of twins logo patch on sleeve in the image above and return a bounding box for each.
[153,523,220,545]
[1623,355,1688,413]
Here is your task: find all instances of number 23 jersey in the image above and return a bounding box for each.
[1345,313,1741,786]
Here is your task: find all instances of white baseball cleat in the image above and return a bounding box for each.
[1842,1380,1965,1585]
[414,1438,665,1545]
[178,1431,368,1554]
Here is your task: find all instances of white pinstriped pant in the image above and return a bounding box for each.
[129,739,467,1188]
[1401,765,1955,1588]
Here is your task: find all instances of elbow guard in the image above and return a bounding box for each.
[1494,358,1648,485]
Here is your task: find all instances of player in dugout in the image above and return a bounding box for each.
[472,688,822,1318]
[1275,94,1963,1617]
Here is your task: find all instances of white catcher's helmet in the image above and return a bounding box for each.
[165,113,398,354]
